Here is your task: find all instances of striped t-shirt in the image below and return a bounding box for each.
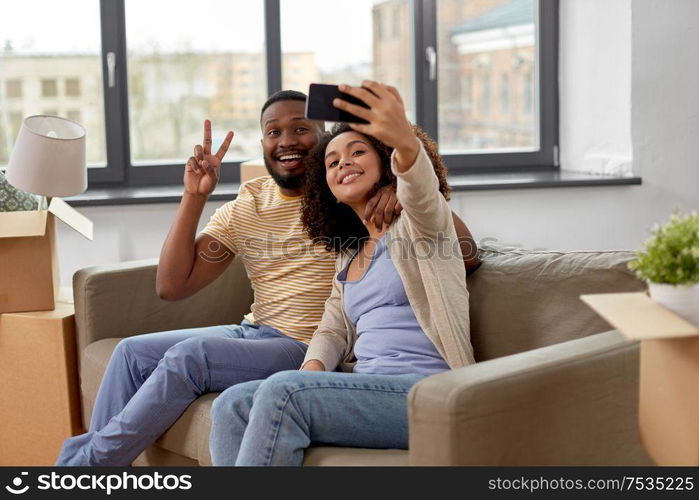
[200,176,336,343]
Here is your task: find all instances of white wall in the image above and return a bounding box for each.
[56,0,699,286]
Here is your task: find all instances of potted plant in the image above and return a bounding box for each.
[629,211,699,326]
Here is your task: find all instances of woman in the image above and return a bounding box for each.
[209,81,475,466]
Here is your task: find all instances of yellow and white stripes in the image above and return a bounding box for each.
[201,176,336,343]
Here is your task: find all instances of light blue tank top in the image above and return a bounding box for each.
[338,235,450,375]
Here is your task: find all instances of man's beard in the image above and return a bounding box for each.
[263,155,305,190]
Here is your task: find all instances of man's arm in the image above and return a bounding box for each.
[156,120,236,301]
[156,194,235,301]
[451,211,480,273]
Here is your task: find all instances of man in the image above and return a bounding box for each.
[56,90,478,466]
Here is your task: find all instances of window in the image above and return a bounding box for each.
[281,0,414,121]
[0,0,558,186]
[0,112,23,162]
[500,74,509,115]
[5,79,22,99]
[41,79,58,97]
[67,110,82,123]
[125,0,266,167]
[480,74,490,115]
[65,78,81,97]
[375,9,384,41]
[431,0,557,167]
[523,72,533,115]
[8,112,23,139]
[461,75,472,110]
[0,0,106,170]
[43,109,59,117]
[393,5,401,38]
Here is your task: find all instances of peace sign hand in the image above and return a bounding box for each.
[184,120,234,196]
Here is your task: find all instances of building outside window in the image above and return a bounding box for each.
[481,73,491,116]
[523,72,532,115]
[461,75,472,111]
[41,79,58,98]
[438,0,537,152]
[281,0,412,120]
[125,0,266,164]
[501,73,509,115]
[65,78,81,97]
[393,5,401,38]
[0,0,106,169]
[5,79,22,99]
[67,109,82,123]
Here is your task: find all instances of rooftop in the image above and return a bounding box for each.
[452,0,534,35]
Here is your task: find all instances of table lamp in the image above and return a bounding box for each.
[0,115,93,313]
[5,115,87,204]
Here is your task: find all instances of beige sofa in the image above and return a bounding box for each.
[73,245,654,466]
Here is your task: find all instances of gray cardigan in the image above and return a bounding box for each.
[303,143,475,371]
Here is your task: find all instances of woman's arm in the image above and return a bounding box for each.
[300,265,349,371]
[333,81,455,237]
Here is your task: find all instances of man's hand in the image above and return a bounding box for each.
[300,359,325,371]
[184,120,234,197]
[364,185,403,230]
[333,81,420,171]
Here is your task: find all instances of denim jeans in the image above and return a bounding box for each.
[209,370,425,466]
[56,321,307,466]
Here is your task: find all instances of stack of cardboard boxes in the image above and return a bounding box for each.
[0,199,92,465]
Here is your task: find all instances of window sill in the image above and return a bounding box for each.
[447,168,641,191]
[64,170,641,207]
[65,184,242,207]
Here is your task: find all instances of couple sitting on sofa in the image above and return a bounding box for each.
[57,82,479,466]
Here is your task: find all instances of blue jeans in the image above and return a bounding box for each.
[209,370,425,466]
[56,321,307,466]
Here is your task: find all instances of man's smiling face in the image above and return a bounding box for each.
[260,100,322,190]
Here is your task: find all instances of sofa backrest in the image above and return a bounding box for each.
[465,246,645,362]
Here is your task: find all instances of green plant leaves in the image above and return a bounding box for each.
[629,211,699,285]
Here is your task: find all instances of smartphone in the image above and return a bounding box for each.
[305,83,370,124]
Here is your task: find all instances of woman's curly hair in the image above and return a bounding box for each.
[301,122,451,253]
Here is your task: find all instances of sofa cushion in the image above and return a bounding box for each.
[80,338,121,427]
[466,246,645,361]
[81,338,214,464]
[81,339,407,466]
[77,246,645,465]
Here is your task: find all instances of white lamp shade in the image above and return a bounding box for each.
[6,115,87,197]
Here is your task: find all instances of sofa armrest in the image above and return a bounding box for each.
[408,330,654,465]
[73,256,254,356]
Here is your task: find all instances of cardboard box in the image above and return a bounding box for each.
[0,198,92,313]
[0,301,82,465]
[240,158,268,184]
[581,292,699,466]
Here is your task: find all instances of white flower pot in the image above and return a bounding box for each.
[648,282,699,327]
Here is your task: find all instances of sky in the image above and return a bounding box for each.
[0,0,377,72]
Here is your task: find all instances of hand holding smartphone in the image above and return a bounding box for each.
[305,83,371,124]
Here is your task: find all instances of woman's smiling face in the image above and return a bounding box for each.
[324,131,383,205]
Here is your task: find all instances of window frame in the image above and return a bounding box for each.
[84,0,557,189]
[414,0,559,172]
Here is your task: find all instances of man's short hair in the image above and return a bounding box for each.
[260,90,307,123]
